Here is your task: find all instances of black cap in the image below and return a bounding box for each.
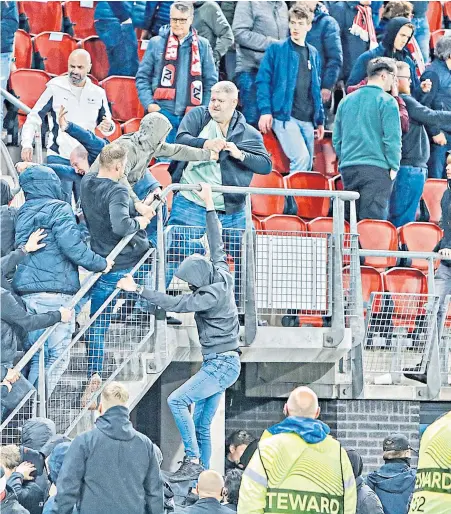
[383,434,413,452]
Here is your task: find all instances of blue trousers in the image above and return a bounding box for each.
[236,71,259,127]
[47,155,81,203]
[159,108,183,145]
[428,139,451,179]
[389,165,427,227]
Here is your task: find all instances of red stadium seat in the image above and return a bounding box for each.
[250,170,285,217]
[343,265,383,313]
[9,69,51,112]
[138,39,149,61]
[33,32,78,76]
[308,216,351,264]
[121,118,141,134]
[313,137,338,178]
[398,222,443,271]
[262,130,290,175]
[284,171,330,219]
[252,215,262,230]
[261,215,307,233]
[421,179,447,224]
[358,219,398,269]
[150,162,173,209]
[95,119,122,142]
[329,174,343,191]
[13,30,33,69]
[427,1,443,33]
[101,76,144,122]
[64,1,97,40]
[382,268,428,295]
[430,29,447,49]
[80,36,109,81]
[19,1,63,34]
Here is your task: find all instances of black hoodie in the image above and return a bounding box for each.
[0,179,17,257]
[54,405,164,514]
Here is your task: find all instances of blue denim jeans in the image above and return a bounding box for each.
[1,52,11,129]
[166,194,246,305]
[435,263,451,328]
[428,139,451,179]
[236,71,259,127]
[23,293,75,396]
[47,155,81,203]
[159,108,183,145]
[273,117,315,172]
[412,16,431,63]
[388,165,427,227]
[167,352,241,468]
[84,268,132,378]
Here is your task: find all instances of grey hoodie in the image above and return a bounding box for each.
[141,210,239,354]
[90,112,212,202]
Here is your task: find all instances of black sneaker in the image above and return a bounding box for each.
[167,316,182,326]
[168,457,204,483]
[404,372,427,384]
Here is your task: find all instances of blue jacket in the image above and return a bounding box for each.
[256,38,324,126]
[144,1,172,36]
[306,3,343,91]
[328,1,373,82]
[1,1,18,54]
[366,459,416,514]
[136,25,218,116]
[348,17,420,89]
[417,59,451,115]
[12,166,107,296]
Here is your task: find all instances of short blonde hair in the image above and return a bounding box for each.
[99,142,127,169]
[101,382,129,408]
[0,445,21,470]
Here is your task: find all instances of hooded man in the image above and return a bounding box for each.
[117,183,241,482]
[348,17,421,88]
[346,449,384,514]
[0,178,19,257]
[237,386,357,514]
[366,434,417,514]
[12,165,112,396]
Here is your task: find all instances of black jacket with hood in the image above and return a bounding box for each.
[1,485,30,514]
[347,17,419,88]
[140,209,240,355]
[1,179,17,258]
[54,405,164,514]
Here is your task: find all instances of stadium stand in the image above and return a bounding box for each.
[63,1,97,40]
[250,169,285,217]
[79,35,109,81]
[284,171,331,219]
[19,1,63,34]
[398,222,443,271]
[421,179,447,224]
[13,29,33,69]
[358,219,398,269]
[100,75,144,122]
[33,32,78,75]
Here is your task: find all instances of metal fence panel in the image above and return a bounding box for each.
[342,233,360,323]
[0,391,37,445]
[364,293,439,374]
[439,295,451,376]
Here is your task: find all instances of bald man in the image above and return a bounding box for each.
[21,49,114,202]
[186,470,231,513]
[238,386,357,514]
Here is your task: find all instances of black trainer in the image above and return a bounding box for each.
[166,316,182,326]
[168,457,204,483]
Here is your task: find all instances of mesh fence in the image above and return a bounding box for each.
[46,251,155,434]
[0,391,37,445]
[165,225,245,315]
[342,233,360,323]
[254,229,332,325]
[439,296,451,376]
[363,293,439,374]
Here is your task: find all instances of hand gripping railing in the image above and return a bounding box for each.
[1,87,43,164]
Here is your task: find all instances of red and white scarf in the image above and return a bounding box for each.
[407,37,426,77]
[154,29,203,113]
[350,5,378,50]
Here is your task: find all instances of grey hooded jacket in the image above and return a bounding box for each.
[90,112,212,203]
[140,210,239,355]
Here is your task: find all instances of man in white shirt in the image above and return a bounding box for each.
[20,49,114,202]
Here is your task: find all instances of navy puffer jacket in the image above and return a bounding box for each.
[12,166,107,296]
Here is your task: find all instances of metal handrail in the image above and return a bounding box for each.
[359,249,451,261]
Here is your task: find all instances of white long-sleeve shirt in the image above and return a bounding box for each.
[21,75,114,159]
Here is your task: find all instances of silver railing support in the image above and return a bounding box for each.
[38,349,46,418]
[244,194,257,345]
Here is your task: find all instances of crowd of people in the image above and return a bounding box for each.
[1,1,451,513]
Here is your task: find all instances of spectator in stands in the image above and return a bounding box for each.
[257,4,324,174]
[417,35,451,179]
[142,1,173,38]
[347,17,420,88]
[166,81,271,305]
[225,430,253,472]
[0,446,43,514]
[94,1,143,77]
[238,386,357,513]
[411,2,430,64]
[0,179,19,257]
[223,469,243,512]
[232,1,289,127]
[1,1,18,135]
[333,57,401,221]
[185,470,230,513]
[366,434,416,514]
[54,382,164,514]
[193,2,234,70]
[20,49,114,202]
[117,184,242,482]
[328,1,378,84]
[303,2,343,109]
[389,61,451,227]
[220,2,238,80]
[346,448,384,514]
[41,442,71,514]
[79,142,149,407]
[0,465,29,514]
[136,1,218,143]
[11,164,112,396]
